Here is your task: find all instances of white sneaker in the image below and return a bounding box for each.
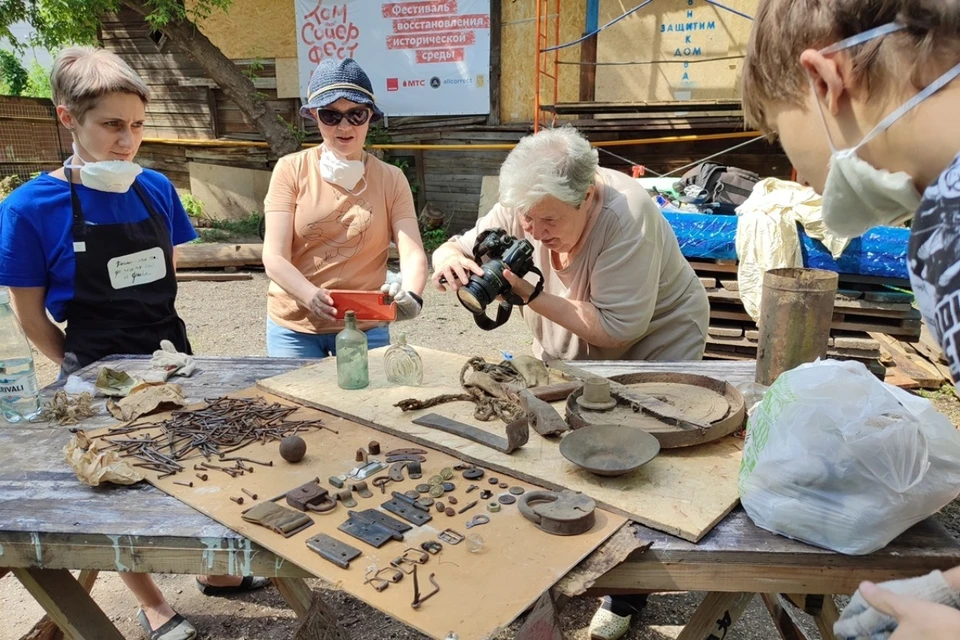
[588,605,631,640]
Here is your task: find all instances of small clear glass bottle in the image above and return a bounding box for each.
[383,334,423,386]
[0,288,41,423]
[336,311,369,390]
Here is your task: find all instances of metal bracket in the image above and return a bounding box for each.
[338,509,411,548]
[347,459,388,480]
[411,565,440,609]
[305,533,362,569]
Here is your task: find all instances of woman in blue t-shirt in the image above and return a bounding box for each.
[0,47,266,640]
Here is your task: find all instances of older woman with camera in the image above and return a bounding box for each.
[432,126,708,363]
[432,125,708,637]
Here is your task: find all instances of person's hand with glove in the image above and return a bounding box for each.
[381,273,423,321]
[835,568,960,640]
[151,340,196,378]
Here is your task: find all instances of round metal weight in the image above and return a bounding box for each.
[509,486,525,496]
[498,495,517,505]
[415,484,432,494]
[462,468,484,480]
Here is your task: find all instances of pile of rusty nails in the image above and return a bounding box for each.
[91,397,336,479]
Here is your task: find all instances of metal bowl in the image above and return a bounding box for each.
[559,424,661,477]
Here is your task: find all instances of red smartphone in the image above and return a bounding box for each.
[329,290,397,322]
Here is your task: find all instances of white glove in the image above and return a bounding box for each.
[150,340,196,378]
[381,274,422,322]
[835,571,960,640]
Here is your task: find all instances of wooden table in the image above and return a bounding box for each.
[2,356,958,640]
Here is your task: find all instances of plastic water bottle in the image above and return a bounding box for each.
[0,288,41,422]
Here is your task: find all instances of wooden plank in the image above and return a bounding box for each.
[761,594,812,640]
[813,596,841,640]
[175,272,254,282]
[258,347,744,543]
[553,524,649,599]
[21,569,99,640]
[699,277,717,289]
[102,390,624,640]
[176,243,262,269]
[705,287,914,316]
[720,279,739,292]
[273,578,313,618]
[708,326,743,339]
[13,568,124,640]
[870,333,946,388]
[676,592,754,640]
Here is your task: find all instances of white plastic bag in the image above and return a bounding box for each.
[739,359,960,555]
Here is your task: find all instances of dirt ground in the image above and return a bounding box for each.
[8,271,960,640]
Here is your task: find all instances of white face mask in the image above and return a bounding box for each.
[318,146,366,194]
[813,23,960,238]
[64,143,142,194]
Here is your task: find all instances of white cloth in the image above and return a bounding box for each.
[735,178,850,320]
[150,340,196,378]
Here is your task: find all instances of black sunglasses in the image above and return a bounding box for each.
[316,107,371,127]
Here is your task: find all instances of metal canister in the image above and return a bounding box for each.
[755,268,838,386]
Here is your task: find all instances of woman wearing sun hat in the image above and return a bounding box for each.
[262,57,427,357]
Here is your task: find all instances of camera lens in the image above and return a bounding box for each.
[457,286,486,314]
[456,262,507,314]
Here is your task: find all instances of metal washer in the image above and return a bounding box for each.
[498,494,517,505]
[462,468,484,480]
[509,486,525,496]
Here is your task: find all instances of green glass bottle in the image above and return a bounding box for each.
[336,311,369,390]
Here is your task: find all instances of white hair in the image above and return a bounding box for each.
[498,126,599,214]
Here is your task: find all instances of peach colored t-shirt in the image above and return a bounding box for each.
[264,145,416,334]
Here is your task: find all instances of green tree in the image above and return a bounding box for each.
[23,59,50,98]
[0,0,301,156]
[0,49,28,95]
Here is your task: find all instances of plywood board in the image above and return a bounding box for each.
[95,390,623,640]
[258,347,744,542]
[596,0,758,103]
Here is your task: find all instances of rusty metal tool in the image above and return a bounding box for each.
[514,388,569,436]
[517,490,596,536]
[372,476,393,494]
[411,565,440,609]
[457,500,479,514]
[546,360,711,431]
[388,460,411,482]
[387,448,427,457]
[386,453,427,463]
[412,413,528,454]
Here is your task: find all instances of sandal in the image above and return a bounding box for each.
[195,575,271,596]
[588,606,632,640]
[136,610,197,640]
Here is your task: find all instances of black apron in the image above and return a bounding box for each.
[60,168,191,376]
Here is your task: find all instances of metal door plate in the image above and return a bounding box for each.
[381,497,433,526]
[305,533,362,569]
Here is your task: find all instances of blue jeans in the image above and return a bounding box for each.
[266,316,390,358]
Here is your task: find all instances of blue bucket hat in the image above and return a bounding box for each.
[300,58,384,122]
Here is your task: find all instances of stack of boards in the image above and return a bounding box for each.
[690,259,949,389]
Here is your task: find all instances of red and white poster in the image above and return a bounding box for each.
[295,0,491,117]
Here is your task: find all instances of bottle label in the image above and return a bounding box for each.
[0,372,39,398]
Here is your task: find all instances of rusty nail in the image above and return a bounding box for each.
[457,500,478,515]
[173,481,193,488]
[194,464,206,471]
[196,473,208,481]
[241,488,258,500]
[157,471,175,479]
[230,496,244,505]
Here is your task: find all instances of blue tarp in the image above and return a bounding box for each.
[662,212,911,281]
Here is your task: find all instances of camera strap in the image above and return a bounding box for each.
[472,266,545,331]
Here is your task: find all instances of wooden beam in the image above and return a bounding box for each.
[579,35,598,104]
[21,570,99,640]
[487,0,502,126]
[273,578,314,618]
[13,568,124,640]
[176,272,254,282]
[813,596,841,640]
[414,149,427,214]
[676,592,754,640]
[761,594,812,640]
[176,243,262,269]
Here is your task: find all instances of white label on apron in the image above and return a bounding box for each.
[107,246,167,290]
[73,242,86,253]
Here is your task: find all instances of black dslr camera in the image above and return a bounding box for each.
[456,228,544,330]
